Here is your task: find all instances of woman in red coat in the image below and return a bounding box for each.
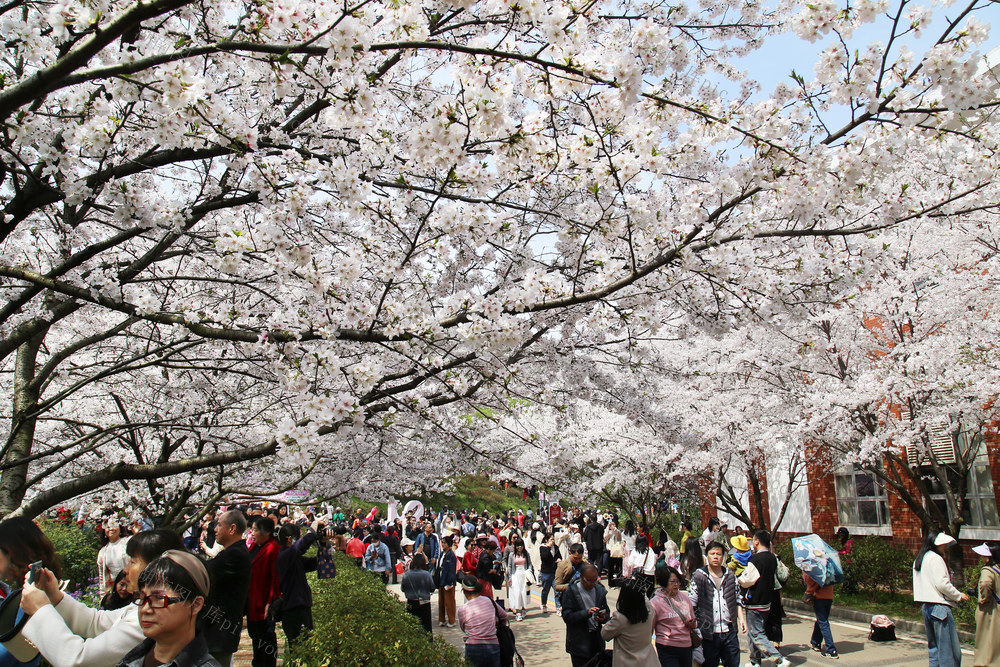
[247,517,281,667]
[462,536,482,575]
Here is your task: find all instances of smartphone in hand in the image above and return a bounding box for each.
[27,560,43,584]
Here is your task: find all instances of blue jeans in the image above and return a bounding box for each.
[540,573,560,609]
[922,603,961,667]
[746,607,782,664]
[465,643,501,667]
[811,598,836,652]
[701,627,740,667]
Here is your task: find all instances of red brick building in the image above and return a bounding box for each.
[698,424,1000,559]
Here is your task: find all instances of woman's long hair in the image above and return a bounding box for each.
[635,535,649,554]
[100,570,132,611]
[656,528,671,551]
[623,520,636,537]
[682,537,704,575]
[914,532,939,572]
[0,517,62,581]
[617,578,650,624]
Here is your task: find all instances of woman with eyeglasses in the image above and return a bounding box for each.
[116,550,219,666]
[650,563,696,667]
[19,529,184,666]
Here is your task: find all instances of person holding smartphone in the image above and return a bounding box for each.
[0,518,62,666]
[561,564,609,666]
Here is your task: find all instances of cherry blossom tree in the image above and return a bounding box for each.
[1,0,998,517]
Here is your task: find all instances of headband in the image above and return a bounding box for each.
[161,550,210,598]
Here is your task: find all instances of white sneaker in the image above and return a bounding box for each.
[446,622,456,628]
[776,659,792,667]
[516,612,524,621]
[438,621,447,627]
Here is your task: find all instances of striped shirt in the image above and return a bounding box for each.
[458,595,508,645]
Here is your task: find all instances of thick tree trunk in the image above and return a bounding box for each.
[0,333,43,516]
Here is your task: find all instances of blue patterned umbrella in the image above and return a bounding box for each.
[791,533,844,587]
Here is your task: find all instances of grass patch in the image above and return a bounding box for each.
[348,474,535,518]
[416,474,534,515]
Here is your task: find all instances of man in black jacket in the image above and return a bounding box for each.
[276,523,320,645]
[561,564,609,666]
[582,515,606,576]
[205,510,253,667]
[380,530,402,584]
[691,541,743,667]
[737,530,790,667]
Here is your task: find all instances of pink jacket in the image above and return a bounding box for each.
[651,589,694,647]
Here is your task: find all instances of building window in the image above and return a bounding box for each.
[925,429,999,529]
[835,467,891,526]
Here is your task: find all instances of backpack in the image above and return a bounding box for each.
[869,614,896,642]
[492,599,524,667]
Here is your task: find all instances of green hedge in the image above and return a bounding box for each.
[954,564,981,630]
[843,536,913,600]
[289,553,467,666]
[39,518,100,593]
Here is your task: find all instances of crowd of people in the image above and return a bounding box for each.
[0,503,340,667]
[329,504,803,667]
[327,504,1000,667]
[0,502,998,667]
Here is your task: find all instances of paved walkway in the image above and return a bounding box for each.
[389,581,975,666]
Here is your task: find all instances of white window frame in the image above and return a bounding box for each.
[834,466,892,527]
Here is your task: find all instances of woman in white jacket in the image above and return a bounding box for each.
[96,519,131,593]
[627,535,657,597]
[553,523,571,560]
[19,529,185,667]
[524,523,544,587]
[912,532,969,667]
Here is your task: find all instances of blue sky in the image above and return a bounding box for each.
[739,1,1000,96]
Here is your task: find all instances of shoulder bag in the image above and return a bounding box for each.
[664,594,701,649]
[492,599,524,667]
[775,558,789,589]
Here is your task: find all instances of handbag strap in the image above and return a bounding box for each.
[491,597,506,624]
[664,593,692,623]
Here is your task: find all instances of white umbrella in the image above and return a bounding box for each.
[403,500,424,518]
